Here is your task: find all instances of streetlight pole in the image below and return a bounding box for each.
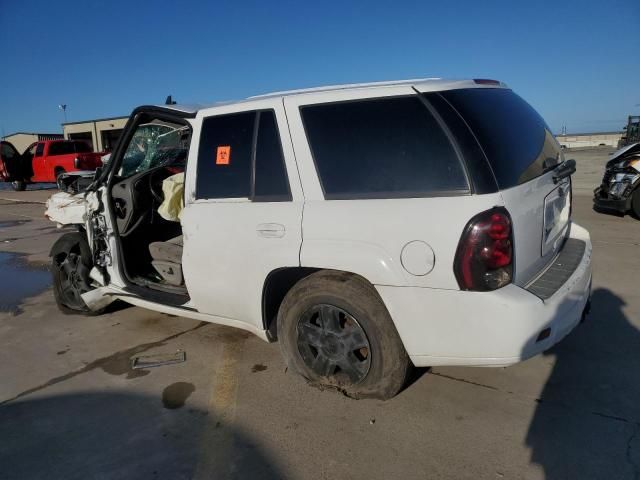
[58,104,68,123]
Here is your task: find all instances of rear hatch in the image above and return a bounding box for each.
[441,88,571,286]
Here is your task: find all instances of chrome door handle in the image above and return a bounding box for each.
[256,223,285,238]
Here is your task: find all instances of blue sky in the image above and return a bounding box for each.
[1,0,638,136]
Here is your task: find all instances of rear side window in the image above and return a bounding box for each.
[73,142,92,153]
[254,111,291,201]
[49,142,76,156]
[300,96,468,199]
[196,110,291,200]
[440,88,562,189]
[35,143,44,156]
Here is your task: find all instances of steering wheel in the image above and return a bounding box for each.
[149,168,166,204]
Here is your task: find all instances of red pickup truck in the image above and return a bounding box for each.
[0,139,103,191]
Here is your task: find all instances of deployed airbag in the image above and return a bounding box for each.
[158,172,184,222]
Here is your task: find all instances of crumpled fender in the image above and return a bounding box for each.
[45,191,100,226]
[45,191,88,225]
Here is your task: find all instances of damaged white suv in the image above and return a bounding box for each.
[46,79,592,399]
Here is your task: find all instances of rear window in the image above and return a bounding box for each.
[440,88,562,189]
[48,141,92,156]
[301,96,469,199]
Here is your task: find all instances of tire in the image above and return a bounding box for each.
[55,168,66,190]
[50,232,103,316]
[631,188,640,219]
[277,270,410,400]
[11,180,26,191]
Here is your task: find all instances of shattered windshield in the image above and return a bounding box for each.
[118,122,190,177]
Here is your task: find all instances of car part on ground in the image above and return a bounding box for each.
[593,142,640,217]
[131,351,186,369]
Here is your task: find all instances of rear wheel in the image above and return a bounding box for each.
[55,168,66,190]
[11,180,26,191]
[277,270,410,400]
[51,232,103,315]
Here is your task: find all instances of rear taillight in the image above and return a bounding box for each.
[454,207,513,291]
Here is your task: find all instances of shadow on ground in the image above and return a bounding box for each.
[526,288,640,479]
[0,392,283,480]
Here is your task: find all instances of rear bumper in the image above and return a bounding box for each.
[376,223,592,367]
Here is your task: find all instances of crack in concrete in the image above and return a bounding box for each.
[432,369,640,427]
[0,321,208,406]
[429,371,499,391]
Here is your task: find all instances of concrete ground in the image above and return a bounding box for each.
[1,148,639,479]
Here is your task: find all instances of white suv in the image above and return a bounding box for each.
[45,78,592,399]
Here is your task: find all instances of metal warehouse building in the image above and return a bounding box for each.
[62,116,128,152]
[1,132,63,153]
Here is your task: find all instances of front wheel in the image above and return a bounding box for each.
[277,270,410,400]
[11,180,26,191]
[631,188,640,219]
[51,232,103,315]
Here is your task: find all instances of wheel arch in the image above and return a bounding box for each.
[50,231,92,264]
[261,266,384,340]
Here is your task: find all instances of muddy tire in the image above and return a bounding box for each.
[277,270,410,400]
[51,232,103,316]
[12,180,26,191]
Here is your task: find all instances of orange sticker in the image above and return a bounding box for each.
[216,145,231,165]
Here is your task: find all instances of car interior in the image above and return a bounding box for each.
[108,117,192,298]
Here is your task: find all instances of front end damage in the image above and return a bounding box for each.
[45,189,117,311]
[593,143,640,214]
[45,191,90,226]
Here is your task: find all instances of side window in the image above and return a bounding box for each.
[300,96,469,199]
[196,109,291,201]
[254,111,292,201]
[35,143,44,157]
[196,111,255,199]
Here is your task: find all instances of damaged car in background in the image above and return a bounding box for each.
[594,142,640,218]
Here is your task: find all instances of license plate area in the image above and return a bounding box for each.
[542,179,571,257]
